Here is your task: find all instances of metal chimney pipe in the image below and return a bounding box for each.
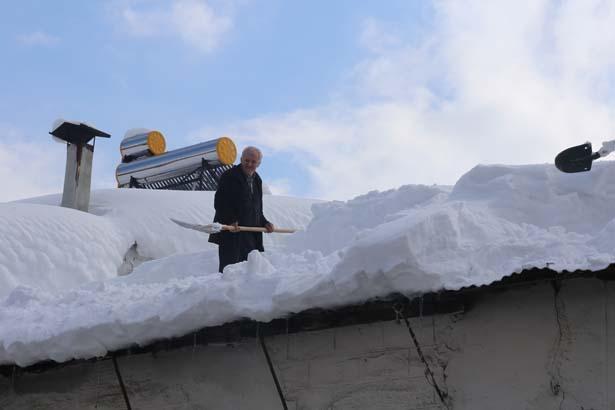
[61,142,94,211]
[50,120,110,212]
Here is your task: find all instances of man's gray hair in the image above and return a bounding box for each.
[241,146,263,160]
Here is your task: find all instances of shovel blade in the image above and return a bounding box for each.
[170,218,219,234]
[555,143,594,173]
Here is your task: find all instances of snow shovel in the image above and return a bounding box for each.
[170,218,296,234]
[555,140,615,173]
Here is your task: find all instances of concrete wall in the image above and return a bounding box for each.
[0,343,283,409]
[1,277,613,409]
[264,278,615,410]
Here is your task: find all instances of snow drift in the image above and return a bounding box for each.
[1,161,615,365]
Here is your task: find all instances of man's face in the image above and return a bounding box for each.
[241,151,261,176]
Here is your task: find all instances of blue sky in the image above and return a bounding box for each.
[1,0,615,201]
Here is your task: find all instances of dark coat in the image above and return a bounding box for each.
[209,165,270,272]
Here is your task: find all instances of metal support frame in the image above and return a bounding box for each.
[126,160,231,191]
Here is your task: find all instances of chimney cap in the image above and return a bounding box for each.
[50,121,110,145]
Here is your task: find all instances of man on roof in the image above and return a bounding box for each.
[209,146,274,273]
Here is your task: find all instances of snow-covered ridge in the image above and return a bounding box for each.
[2,188,317,300]
[2,161,615,366]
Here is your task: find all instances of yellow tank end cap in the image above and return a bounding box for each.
[147,131,166,155]
[216,136,237,165]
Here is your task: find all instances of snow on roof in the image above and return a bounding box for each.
[2,161,615,366]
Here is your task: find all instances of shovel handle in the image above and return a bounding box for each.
[270,228,296,233]
[221,225,296,233]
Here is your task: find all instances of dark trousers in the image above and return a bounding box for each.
[218,232,259,273]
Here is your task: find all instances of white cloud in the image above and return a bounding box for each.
[359,18,402,54]
[17,31,59,47]
[200,0,615,200]
[119,0,233,52]
[265,178,292,196]
[0,126,65,202]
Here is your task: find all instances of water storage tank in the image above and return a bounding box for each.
[120,131,166,162]
[115,136,236,187]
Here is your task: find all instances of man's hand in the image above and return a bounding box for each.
[265,222,274,233]
[230,221,240,232]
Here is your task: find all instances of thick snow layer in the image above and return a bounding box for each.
[4,189,315,299]
[2,162,615,365]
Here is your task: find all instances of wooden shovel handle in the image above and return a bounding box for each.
[221,225,296,233]
[270,228,296,233]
